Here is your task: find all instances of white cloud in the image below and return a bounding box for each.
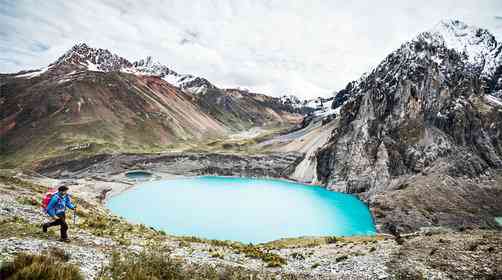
[1,0,501,98]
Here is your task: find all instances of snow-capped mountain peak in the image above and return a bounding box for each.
[50,43,218,94]
[421,19,499,68]
[330,19,502,119]
[53,43,133,71]
[128,56,217,93]
[279,95,304,108]
[430,20,498,52]
[134,56,155,68]
[131,56,177,76]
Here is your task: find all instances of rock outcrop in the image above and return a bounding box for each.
[311,20,502,232]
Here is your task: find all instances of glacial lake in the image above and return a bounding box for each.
[125,170,153,180]
[107,176,376,243]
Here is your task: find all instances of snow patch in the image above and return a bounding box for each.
[14,66,52,78]
[312,99,340,118]
[86,61,104,72]
[426,20,499,77]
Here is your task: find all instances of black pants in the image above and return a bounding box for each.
[44,213,68,239]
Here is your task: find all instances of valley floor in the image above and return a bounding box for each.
[0,171,501,279]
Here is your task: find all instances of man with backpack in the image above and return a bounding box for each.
[42,184,76,242]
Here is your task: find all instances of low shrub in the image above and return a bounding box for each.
[45,247,71,262]
[335,255,348,262]
[235,244,287,267]
[98,250,276,280]
[16,196,39,206]
[210,251,224,259]
[99,251,184,280]
[0,251,83,280]
[263,252,286,267]
[0,175,46,193]
[291,252,305,260]
[325,236,337,244]
[82,215,108,230]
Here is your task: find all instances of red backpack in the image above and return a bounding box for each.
[42,188,57,212]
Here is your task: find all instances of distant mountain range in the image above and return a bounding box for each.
[0,43,315,166]
[16,42,221,95]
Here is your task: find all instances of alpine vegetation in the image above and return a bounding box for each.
[1,1,502,279]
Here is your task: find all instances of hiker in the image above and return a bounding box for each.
[42,184,76,242]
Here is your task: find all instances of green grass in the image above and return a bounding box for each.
[262,235,385,249]
[0,173,164,246]
[98,250,283,280]
[0,175,46,194]
[0,217,57,239]
[0,122,292,169]
[77,207,167,246]
[174,236,287,267]
[16,196,41,207]
[0,250,83,280]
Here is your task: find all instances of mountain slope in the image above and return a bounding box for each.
[0,70,226,164]
[0,44,304,166]
[195,88,305,130]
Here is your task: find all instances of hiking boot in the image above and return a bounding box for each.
[42,224,48,233]
[58,238,71,243]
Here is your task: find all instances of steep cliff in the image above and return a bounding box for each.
[310,20,502,232]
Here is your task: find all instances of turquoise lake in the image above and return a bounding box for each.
[125,171,153,181]
[107,176,376,243]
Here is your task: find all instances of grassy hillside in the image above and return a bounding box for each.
[0,69,301,168]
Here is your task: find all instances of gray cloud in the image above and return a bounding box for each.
[1,0,501,98]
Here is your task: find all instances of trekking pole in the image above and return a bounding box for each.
[73,197,78,226]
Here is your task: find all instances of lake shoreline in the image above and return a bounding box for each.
[32,152,386,236]
[106,176,376,244]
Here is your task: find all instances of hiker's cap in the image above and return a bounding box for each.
[58,183,69,192]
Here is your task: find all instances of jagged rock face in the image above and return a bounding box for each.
[313,20,502,232]
[38,43,222,94]
[319,20,502,192]
[131,56,217,93]
[54,43,133,71]
[177,75,217,93]
[132,56,177,77]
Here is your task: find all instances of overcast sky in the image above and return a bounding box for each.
[1,0,501,98]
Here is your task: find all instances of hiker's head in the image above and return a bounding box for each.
[58,185,69,195]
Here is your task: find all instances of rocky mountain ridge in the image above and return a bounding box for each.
[50,43,218,94]
[255,20,502,233]
[307,19,502,232]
